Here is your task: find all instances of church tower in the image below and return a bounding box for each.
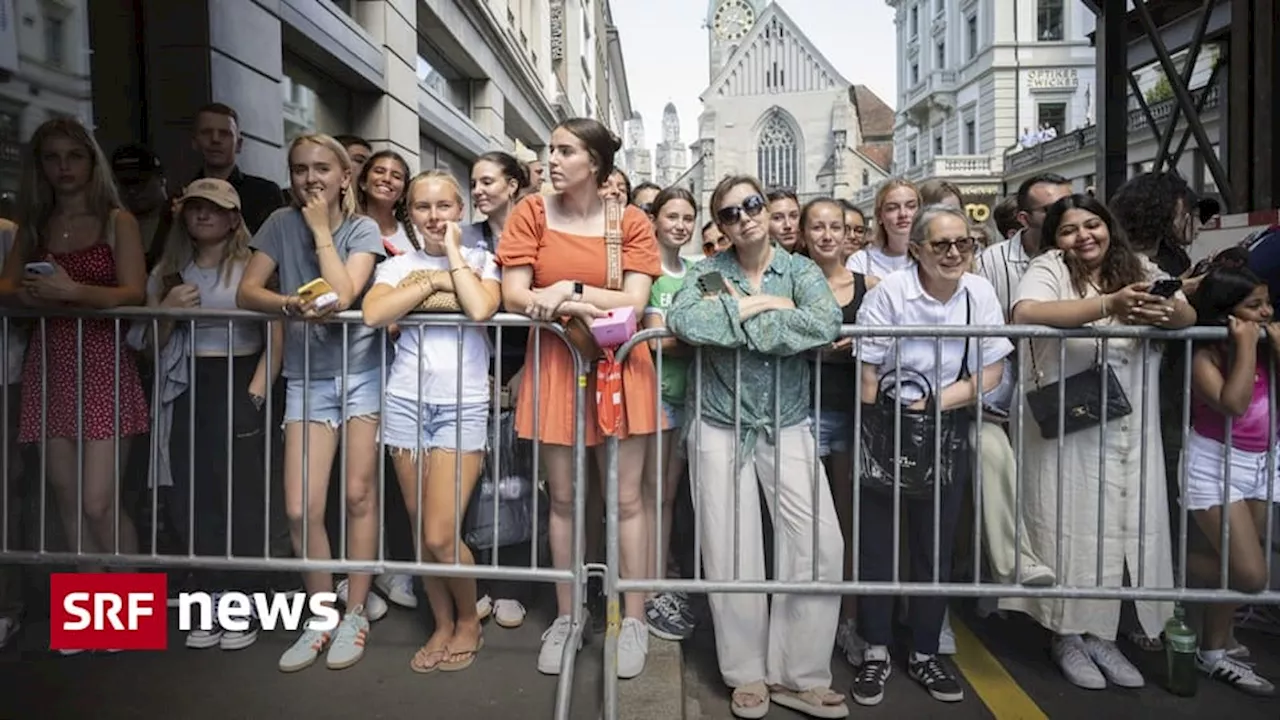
[654,103,688,187]
[706,0,766,79]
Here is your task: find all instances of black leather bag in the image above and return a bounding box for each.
[859,299,974,499]
[1025,338,1133,440]
[859,371,970,498]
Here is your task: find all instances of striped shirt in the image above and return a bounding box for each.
[975,231,1032,321]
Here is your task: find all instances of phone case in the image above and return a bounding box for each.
[297,278,333,299]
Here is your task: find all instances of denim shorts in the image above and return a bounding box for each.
[284,367,382,426]
[662,401,684,431]
[816,410,853,457]
[382,394,489,453]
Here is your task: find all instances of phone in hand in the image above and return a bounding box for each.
[297,278,334,301]
[698,271,729,296]
[24,262,55,277]
[1149,279,1182,298]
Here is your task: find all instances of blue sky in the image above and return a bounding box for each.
[612,0,899,148]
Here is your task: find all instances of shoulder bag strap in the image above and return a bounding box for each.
[604,198,624,291]
[957,291,972,382]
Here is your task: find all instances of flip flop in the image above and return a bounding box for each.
[439,637,484,672]
[730,680,770,719]
[769,686,849,719]
[410,643,449,674]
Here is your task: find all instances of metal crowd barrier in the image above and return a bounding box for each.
[602,323,1280,717]
[0,308,589,720]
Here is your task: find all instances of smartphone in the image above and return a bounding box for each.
[1149,279,1182,298]
[297,278,334,301]
[698,271,729,296]
[24,262,55,277]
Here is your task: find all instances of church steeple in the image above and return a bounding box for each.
[707,0,765,80]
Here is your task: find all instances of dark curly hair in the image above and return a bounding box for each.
[1109,172,1195,257]
[1042,193,1147,297]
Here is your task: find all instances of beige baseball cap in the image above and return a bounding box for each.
[181,178,241,210]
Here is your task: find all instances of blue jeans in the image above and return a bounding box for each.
[381,395,489,453]
[283,367,382,426]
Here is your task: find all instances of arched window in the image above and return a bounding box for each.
[756,113,798,189]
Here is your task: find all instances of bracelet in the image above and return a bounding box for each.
[315,243,335,251]
[1099,294,1109,318]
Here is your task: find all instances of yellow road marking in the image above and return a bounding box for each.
[951,616,1050,720]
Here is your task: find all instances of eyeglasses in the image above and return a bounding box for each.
[715,194,768,226]
[925,237,976,256]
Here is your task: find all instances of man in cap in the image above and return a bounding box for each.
[112,144,172,269]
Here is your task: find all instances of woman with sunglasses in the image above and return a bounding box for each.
[667,175,845,720]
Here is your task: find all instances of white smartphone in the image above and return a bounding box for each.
[24,262,55,277]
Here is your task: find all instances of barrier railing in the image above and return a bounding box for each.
[602,323,1280,717]
[0,308,589,720]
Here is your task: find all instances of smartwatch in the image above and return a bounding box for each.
[571,281,584,302]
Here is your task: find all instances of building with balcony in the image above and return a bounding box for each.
[0,0,94,212]
[857,0,1096,220]
[684,0,893,213]
[1003,17,1227,202]
[2,0,633,224]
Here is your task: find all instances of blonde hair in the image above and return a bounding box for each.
[401,170,465,251]
[287,133,358,219]
[872,178,920,247]
[157,203,252,287]
[16,118,123,260]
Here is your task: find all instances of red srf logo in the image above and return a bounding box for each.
[49,573,168,651]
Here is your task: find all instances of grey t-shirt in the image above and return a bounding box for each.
[248,207,385,379]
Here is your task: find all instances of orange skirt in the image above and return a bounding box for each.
[513,328,662,447]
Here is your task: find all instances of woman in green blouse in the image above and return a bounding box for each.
[667,174,846,720]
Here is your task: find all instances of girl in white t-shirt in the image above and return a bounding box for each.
[845,179,920,279]
[362,170,502,674]
[356,149,416,256]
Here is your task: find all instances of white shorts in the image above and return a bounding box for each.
[1182,431,1280,510]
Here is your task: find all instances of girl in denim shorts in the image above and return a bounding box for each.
[362,170,502,674]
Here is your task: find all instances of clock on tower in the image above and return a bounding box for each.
[713,0,755,41]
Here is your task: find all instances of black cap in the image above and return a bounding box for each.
[111,144,163,178]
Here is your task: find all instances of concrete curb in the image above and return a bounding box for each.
[618,637,685,720]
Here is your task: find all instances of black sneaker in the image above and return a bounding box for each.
[851,654,892,706]
[909,655,964,702]
[1197,653,1277,697]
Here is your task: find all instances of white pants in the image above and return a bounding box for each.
[974,421,1053,582]
[692,420,843,691]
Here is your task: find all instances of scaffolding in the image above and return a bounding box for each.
[1089,0,1279,213]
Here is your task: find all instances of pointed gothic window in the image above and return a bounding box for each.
[756,113,799,190]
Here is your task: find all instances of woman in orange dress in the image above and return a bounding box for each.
[497,118,660,680]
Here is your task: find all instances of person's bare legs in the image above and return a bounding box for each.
[606,436,650,620]
[1189,500,1269,652]
[418,448,486,662]
[283,422,338,597]
[338,417,380,611]
[542,445,576,616]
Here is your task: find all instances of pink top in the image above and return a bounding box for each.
[1193,364,1275,452]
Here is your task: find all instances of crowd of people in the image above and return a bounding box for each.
[0,102,1277,720]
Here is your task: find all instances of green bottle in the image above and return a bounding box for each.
[1165,603,1198,697]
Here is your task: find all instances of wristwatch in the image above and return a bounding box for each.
[571,281,584,302]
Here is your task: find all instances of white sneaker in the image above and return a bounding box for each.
[1083,635,1144,688]
[835,618,867,667]
[537,615,576,675]
[1052,634,1106,690]
[617,617,649,679]
[375,574,417,608]
[494,599,526,628]
[1198,652,1277,696]
[937,611,956,655]
[336,578,387,622]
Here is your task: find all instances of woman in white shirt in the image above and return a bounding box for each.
[845,179,920,279]
[1006,193,1194,691]
[853,204,1012,707]
[362,170,502,674]
[146,178,283,650]
[356,150,414,256]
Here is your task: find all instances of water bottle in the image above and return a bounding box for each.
[1164,603,1198,697]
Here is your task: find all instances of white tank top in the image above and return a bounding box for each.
[182,261,263,357]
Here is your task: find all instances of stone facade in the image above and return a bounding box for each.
[686,1,893,213]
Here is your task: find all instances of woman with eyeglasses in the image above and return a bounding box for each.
[838,200,868,259]
[852,204,1012,707]
[667,175,845,720]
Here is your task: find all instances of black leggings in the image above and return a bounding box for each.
[169,354,268,592]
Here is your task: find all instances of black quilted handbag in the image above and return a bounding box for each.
[1025,338,1132,440]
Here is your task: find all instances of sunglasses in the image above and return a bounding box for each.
[715,194,768,226]
[925,237,976,256]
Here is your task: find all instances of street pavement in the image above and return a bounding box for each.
[0,583,604,720]
[682,602,1280,719]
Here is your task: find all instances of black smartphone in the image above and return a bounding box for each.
[698,271,729,295]
[1149,279,1182,298]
